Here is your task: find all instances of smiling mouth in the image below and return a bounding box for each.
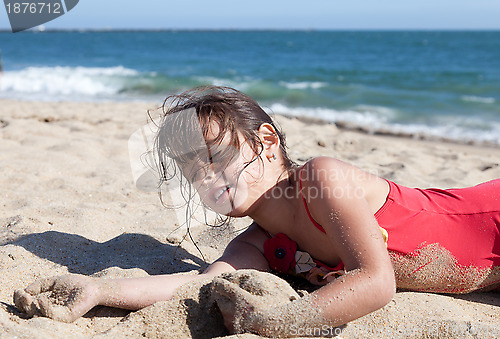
[214,185,231,203]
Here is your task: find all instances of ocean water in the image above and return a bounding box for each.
[0,30,499,144]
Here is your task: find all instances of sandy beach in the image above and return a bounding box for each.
[1,99,499,338]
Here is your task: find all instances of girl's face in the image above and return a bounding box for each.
[180,121,265,217]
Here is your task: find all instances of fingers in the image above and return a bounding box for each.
[13,289,39,317]
[212,277,255,302]
[13,289,30,310]
[13,275,95,323]
[212,278,237,311]
[24,277,57,295]
[14,277,53,315]
[305,267,330,286]
[13,277,57,317]
[212,278,263,334]
[13,289,77,322]
[36,295,76,323]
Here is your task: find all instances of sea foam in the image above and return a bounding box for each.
[461,96,495,104]
[0,66,137,100]
[265,103,500,146]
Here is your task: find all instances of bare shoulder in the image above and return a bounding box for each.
[301,156,371,184]
[300,156,389,215]
[304,156,361,172]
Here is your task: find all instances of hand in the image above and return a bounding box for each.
[13,274,101,322]
[211,276,261,334]
[305,267,340,286]
[211,270,300,335]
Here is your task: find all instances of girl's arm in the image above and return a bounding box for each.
[13,223,269,323]
[245,157,396,336]
[14,270,220,322]
[97,223,269,311]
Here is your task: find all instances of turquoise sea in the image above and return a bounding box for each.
[0,30,499,144]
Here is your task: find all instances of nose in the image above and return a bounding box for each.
[202,164,216,184]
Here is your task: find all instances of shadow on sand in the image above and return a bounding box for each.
[10,230,206,275]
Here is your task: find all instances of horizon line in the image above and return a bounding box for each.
[1,27,500,33]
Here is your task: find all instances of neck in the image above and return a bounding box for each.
[247,167,299,234]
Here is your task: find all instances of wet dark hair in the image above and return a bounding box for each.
[153,86,297,229]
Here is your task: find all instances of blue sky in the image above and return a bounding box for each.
[1,0,500,30]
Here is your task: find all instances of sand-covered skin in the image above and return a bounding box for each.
[212,270,302,334]
[1,99,499,338]
[95,272,227,339]
[390,244,500,294]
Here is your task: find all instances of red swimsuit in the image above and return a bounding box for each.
[376,179,500,269]
[263,166,500,292]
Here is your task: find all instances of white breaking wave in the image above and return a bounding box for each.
[461,95,496,104]
[266,103,395,127]
[265,103,500,145]
[279,81,328,90]
[0,66,137,100]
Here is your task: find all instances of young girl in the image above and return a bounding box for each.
[14,86,500,336]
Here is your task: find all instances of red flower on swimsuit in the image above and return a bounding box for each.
[263,233,297,273]
[264,232,345,286]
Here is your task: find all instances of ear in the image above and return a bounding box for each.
[257,123,280,160]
